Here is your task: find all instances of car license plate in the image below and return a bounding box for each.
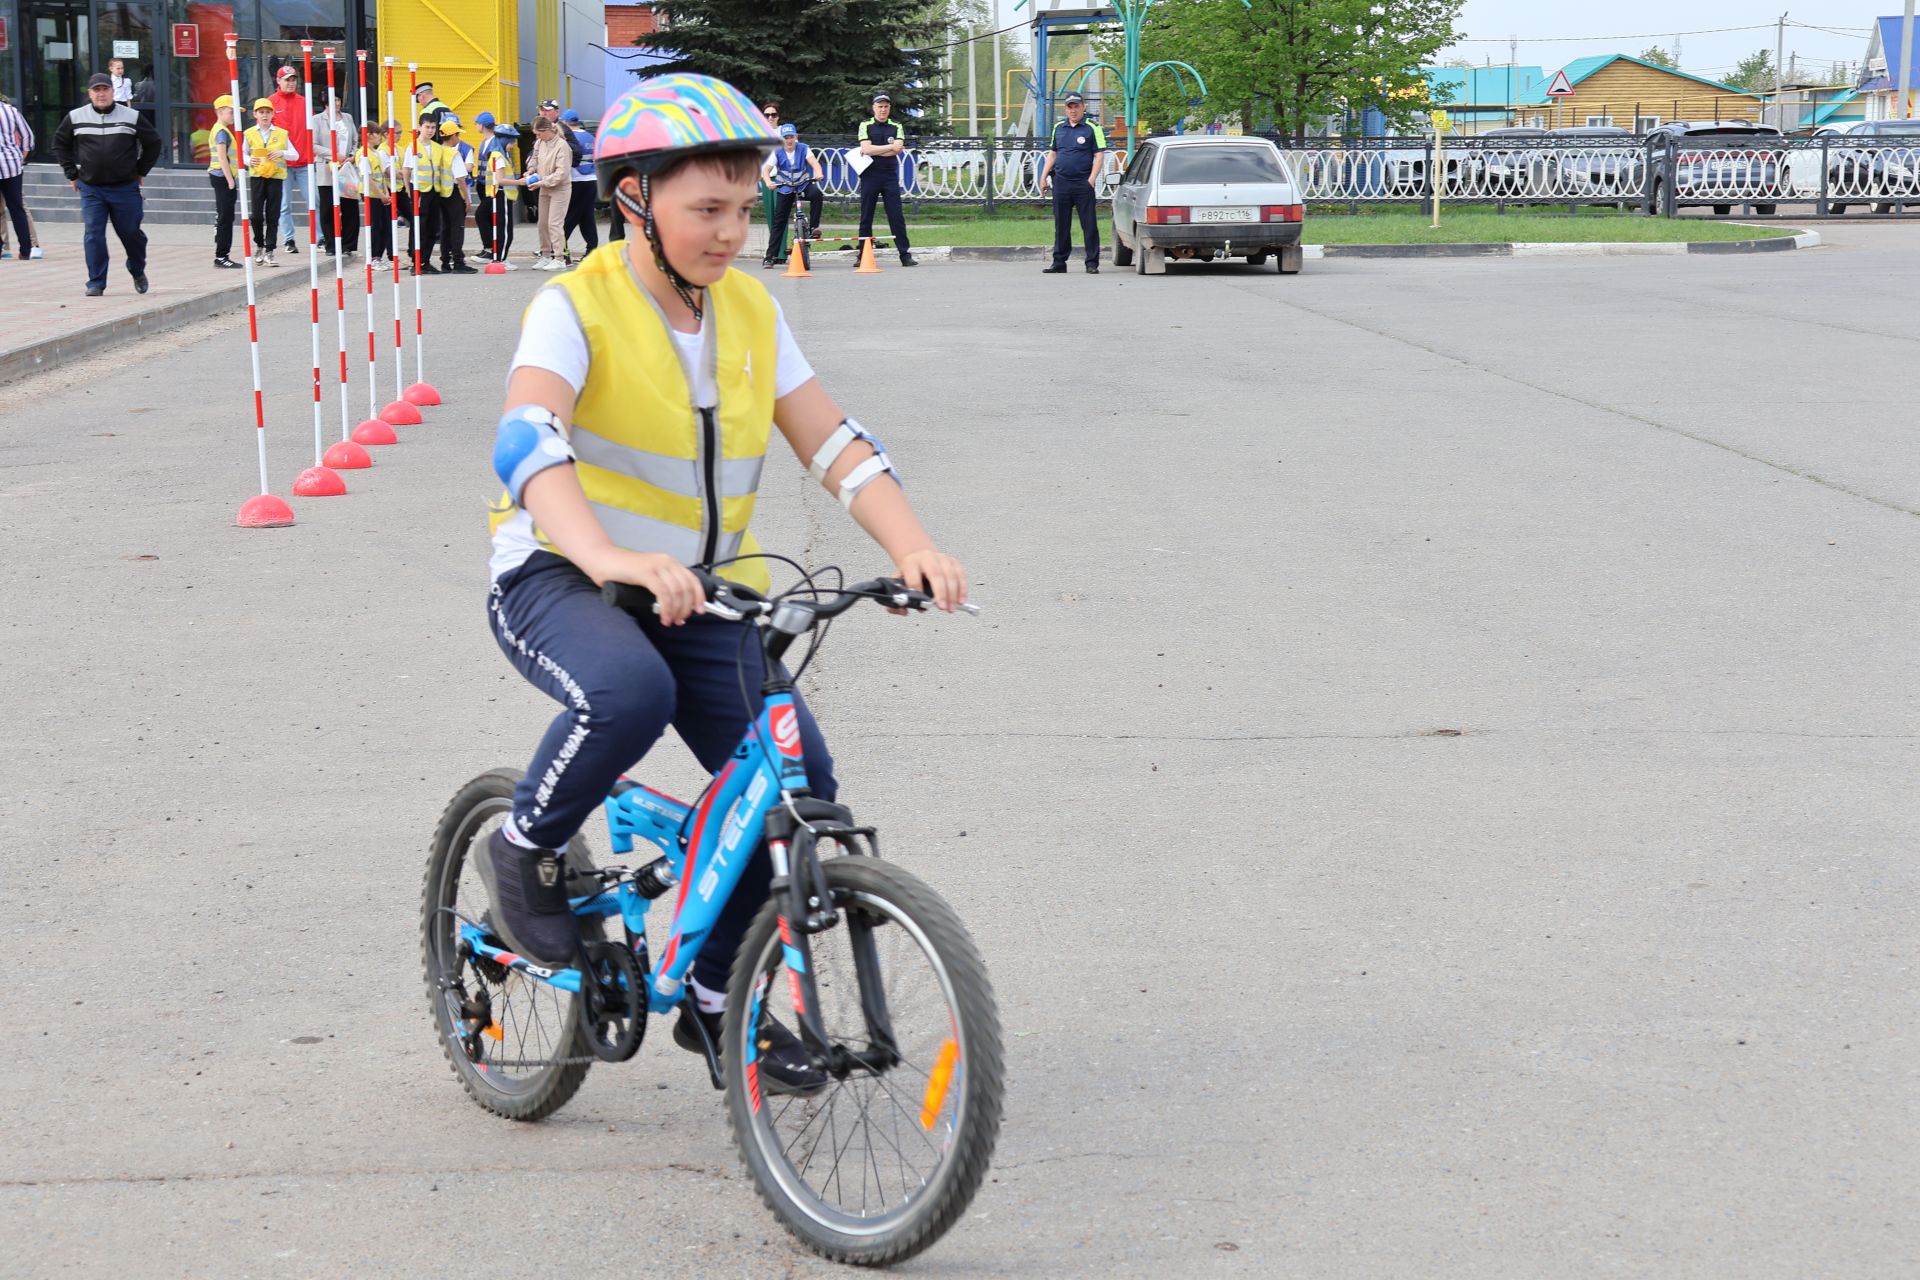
[1195,206,1254,222]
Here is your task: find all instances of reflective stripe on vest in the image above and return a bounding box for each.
[489,244,779,593]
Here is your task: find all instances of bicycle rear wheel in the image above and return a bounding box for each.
[724,857,1004,1265]
[421,767,601,1121]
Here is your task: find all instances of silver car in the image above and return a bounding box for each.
[1108,136,1305,275]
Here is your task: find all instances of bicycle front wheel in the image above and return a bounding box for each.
[724,857,1004,1265]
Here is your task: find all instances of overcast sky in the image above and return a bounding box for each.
[986,3,1911,87]
[1438,2,1904,84]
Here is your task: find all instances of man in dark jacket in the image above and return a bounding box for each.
[51,73,161,296]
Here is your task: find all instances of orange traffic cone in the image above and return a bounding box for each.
[854,236,882,274]
[783,235,813,278]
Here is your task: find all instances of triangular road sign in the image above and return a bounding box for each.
[1545,68,1576,97]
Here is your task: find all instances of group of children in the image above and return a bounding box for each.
[205,98,597,273]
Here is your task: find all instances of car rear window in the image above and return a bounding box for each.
[1158,146,1290,184]
[1866,121,1920,136]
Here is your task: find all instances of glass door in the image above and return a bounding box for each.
[24,0,90,162]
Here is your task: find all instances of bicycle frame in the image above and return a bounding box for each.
[457,677,886,1067]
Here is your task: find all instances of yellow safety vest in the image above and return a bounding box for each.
[244,125,290,180]
[490,244,779,593]
[412,142,454,197]
[207,123,234,174]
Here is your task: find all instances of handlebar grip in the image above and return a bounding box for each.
[601,581,658,615]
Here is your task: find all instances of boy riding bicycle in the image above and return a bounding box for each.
[761,123,825,267]
[483,74,967,1094]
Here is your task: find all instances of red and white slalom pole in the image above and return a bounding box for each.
[292,38,346,497]
[379,58,419,426]
[352,50,396,446]
[227,34,294,528]
[321,48,371,471]
[401,61,440,410]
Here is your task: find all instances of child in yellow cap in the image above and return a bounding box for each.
[243,99,297,266]
[207,95,241,268]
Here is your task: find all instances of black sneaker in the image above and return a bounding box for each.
[132,273,149,293]
[214,256,242,269]
[285,238,298,254]
[471,828,579,969]
[899,252,918,267]
[674,1001,829,1096]
[85,284,105,297]
[1041,264,1067,274]
[1085,263,1100,274]
[449,262,479,274]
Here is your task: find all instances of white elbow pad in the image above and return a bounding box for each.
[807,417,901,509]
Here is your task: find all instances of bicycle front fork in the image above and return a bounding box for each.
[765,809,899,1077]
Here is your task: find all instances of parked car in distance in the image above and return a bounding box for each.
[1645,121,1784,215]
[1462,125,1548,195]
[1550,125,1643,200]
[1110,136,1305,275]
[1817,118,1920,213]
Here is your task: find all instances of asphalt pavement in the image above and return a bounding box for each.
[1,224,1915,1278]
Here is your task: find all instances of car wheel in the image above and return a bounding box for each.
[1247,253,1268,266]
[1830,202,1848,215]
[1111,221,1133,267]
[1712,203,1731,215]
[1133,228,1148,275]
[1872,201,1895,214]
[1753,203,1777,215]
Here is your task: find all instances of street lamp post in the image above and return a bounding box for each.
[1017,0,1250,162]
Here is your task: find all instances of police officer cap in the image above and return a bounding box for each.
[1063,91,1085,105]
[414,82,434,95]
[871,92,891,104]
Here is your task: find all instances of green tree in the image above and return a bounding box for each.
[1725,49,1775,92]
[646,0,956,136]
[1639,45,1676,69]
[1094,0,1463,139]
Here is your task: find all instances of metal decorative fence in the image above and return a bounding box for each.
[794,134,1920,217]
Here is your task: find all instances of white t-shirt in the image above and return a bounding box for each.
[490,285,816,580]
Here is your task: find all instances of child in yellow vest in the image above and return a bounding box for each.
[207,95,241,268]
[482,75,967,1094]
[243,99,297,265]
[361,122,394,268]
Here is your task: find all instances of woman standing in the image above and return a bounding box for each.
[523,117,571,270]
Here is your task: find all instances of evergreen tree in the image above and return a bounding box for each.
[645,0,957,136]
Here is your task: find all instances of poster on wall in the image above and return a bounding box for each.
[174,24,200,58]
[0,17,10,53]
[113,39,141,58]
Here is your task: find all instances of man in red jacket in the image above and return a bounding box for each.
[268,65,312,252]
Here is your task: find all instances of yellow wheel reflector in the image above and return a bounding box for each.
[920,1038,960,1130]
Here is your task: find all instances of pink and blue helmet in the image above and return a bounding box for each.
[593,73,777,194]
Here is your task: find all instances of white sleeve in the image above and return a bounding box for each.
[508,289,590,394]
[771,299,815,399]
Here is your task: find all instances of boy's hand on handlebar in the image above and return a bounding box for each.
[894,548,969,614]
[590,550,706,625]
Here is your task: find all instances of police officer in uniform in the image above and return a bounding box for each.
[1040,91,1105,274]
[413,82,450,129]
[856,91,916,267]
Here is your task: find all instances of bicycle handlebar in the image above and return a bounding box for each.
[601,570,978,627]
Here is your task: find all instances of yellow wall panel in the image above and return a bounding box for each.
[379,0,519,143]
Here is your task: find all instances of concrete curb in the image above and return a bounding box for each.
[0,268,310,386]
[920,230,1821,263]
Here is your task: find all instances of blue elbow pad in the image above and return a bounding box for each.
[493,407,575,505]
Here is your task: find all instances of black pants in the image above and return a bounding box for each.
[208,174,236,259]
[317,184,360,255]
[564,183,599,258]
[366,197,392,260]
[412,192,437,266]
[856,179,910,254]
[1,174,32,255]
[437,189,467,267]
[1051,179,1099,268]
[249,176,282,251]
[489,553,838,992]
[476,190,514,259]
[767,183,824,261]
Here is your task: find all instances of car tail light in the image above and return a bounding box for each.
[1678,152,1703,163]
[1262,205,1304,223]
[1145,206,1188,225]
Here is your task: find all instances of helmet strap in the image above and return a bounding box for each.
[618,173,704,323]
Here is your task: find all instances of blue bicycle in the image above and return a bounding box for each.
[422,570,1003,1265]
